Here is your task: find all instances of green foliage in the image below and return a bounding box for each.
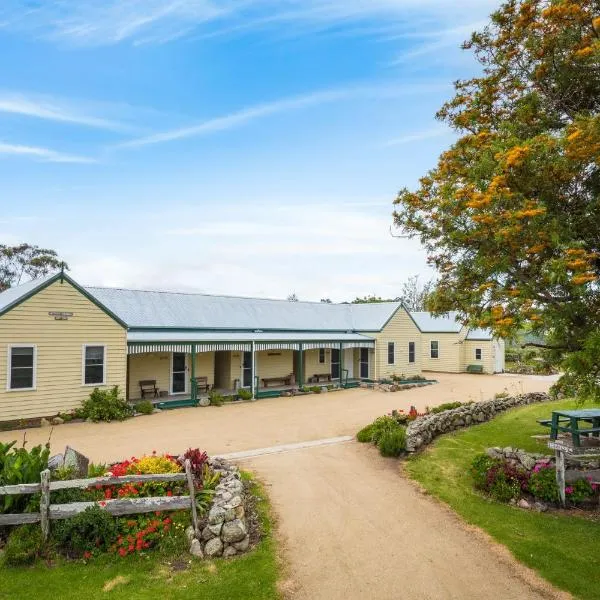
[2,525,45,566]
[0,243,67,292]
[528,467,560,503]
[356,424,374,443]
[208,390,224,406]
[53,506,118,558]
[370,416,398,445]
[0,440,50,513]
[81,386,133,422]
[87,463,107,478]
[52,465,76,481]
[310,386,322,394]
[470,454,499,489]
[134,400,154,415]
[377,428,406,457]
[566,478,596,504]
[429,401,472,414]
[237,389,253,401]
[393,0,600,400]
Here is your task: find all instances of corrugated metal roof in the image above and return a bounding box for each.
[0,273,57,314]
[465,328,493,341]
[409,311,463,333]
[127,330,375,343]
[87,287,402,332]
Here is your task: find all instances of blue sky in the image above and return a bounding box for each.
[0,0,497,301]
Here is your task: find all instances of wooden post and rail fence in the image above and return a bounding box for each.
[0,459,198,540]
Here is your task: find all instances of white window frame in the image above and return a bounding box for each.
[82,344,107,387]
[475,348,482,360]
[387,342,395,365]
[6,344,37,391]
[318,348,326,364]
[430,341,439,359]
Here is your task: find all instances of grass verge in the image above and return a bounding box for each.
[0,475,279,600]
[405,399,600,600]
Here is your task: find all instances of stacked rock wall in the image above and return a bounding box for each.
[189,457,251,559]
[405,392,549,452]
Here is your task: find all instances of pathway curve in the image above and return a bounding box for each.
[244,441,569,600]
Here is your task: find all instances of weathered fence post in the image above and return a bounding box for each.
[184,459,198,532]
[40,469,51,540]
[555,449,566,508]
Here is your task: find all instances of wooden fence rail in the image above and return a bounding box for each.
[0,460,197,539]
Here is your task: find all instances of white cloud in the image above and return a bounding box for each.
[0,91,132,131]
[117,82,449,149]
[0,142,97,164]
[383,126,451,147]
[0,1,496,46]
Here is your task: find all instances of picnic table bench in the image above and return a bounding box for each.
[261,373,294,388]
[466,364,484,374]
[309,373,332,383]
[139,379,159,399]
[539,409,600,447]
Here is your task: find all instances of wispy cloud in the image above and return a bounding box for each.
[0,1,494,46]
[383,126,451,147]
[117,82,449,149]
[0,142,97,164]
[0,91,134,132]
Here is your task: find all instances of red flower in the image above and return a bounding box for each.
[83,551,92,560]
[118,547,127,557]
[104,488,112,499]
[99,501,106,507]
[166,490,173,497]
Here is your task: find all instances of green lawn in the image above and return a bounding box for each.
[0,478,280,600]
[406,399,600,600]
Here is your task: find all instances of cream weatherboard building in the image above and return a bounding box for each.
[0,272,504,422]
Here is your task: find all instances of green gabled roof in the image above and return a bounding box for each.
[0,271,127,328]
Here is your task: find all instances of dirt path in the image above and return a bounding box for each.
[245,441,568,600]
[0,373,555,463]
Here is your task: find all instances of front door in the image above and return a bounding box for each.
[242,351,252,387]
[171,352,187,394]
[331,348,340,379]
[360,348,369,379]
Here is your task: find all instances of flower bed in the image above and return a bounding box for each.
[0,446,257,567]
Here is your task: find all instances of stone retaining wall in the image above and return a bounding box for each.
[405,392,550,452]
[188,457,251,559]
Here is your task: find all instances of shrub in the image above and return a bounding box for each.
[53,506,118,558]
[88,463,108,478]
[2,525,45,566]
[311,386,322,394]
[378,427,406,457]
[430,401,472,414]
[0,441,50,513]
[182,448,208,480]
[81,386,133,422]
[127,455,182,475]
[208,390,224,406]
[370,416,398,445]
[237,389,253,401]
[389,409,410,425]
[528,466,560,503]
[494,391,509,399]
[134,400,154,415]
[356,424,374,443]
[471,454,529,503]
[566,478,597,503]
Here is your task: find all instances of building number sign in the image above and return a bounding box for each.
[48,311,74,320]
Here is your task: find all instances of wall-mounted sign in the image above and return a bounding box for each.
[48,311,74,321]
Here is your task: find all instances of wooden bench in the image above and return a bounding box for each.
[261,373,294,388]
[309,373,332,383]
[193,376,211,394]
[139,380,159,399]
[466,364,484,374]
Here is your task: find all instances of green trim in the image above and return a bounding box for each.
[128,326,364,334]
[127,338,375,346]
[190,343,196,402]
[0,271,127,328]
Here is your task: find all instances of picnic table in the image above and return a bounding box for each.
[540,409,600,447]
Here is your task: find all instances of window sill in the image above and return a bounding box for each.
[82,382,107,387]
[6,387,36,392]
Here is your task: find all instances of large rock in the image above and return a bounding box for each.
[63,446,89,477]
[48,454,64,471]
[190,539,204,558]
[204,537,223,558]
[202,525,216,541]
[40,418,51,428]
[52,416,64,426]
[221,519,247,543]
[233,535,250,552]
[208,522,223,536]
[199,397,210,407]
[208,506,226,525]
[223,545,238,558]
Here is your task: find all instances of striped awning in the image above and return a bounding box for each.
[128,342,252,355]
